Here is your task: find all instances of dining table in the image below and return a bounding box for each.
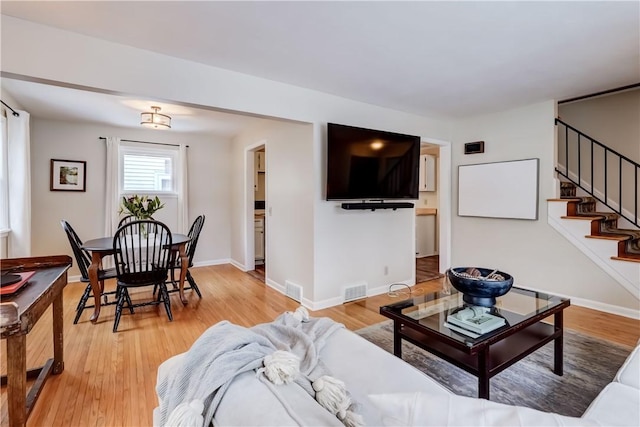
[81,233,191,323]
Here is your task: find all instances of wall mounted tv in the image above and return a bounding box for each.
[326,123,420,200]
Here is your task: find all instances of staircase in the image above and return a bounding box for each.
[549,119,640,300]
[548,192,640,300]
[558,182,640,260]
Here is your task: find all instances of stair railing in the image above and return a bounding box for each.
[555,118,639,228]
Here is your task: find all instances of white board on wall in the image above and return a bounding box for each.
[458,158,539,220]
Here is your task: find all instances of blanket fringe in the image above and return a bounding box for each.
[341,409,365,427]
[165,399,204,427]
[293,306,310,322]
[312,375,351,419]
[257,350,300,385]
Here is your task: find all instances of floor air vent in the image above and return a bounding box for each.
[344,283,367,302]
[285,281,303,302]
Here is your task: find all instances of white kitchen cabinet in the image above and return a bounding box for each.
[255,151,266,194]
[255,217,265,264]
[416,214,437,257]
[256,151,266,172]
[418,154,436,192]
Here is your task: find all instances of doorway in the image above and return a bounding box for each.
[415,141,451,282]
[245,142,267,281]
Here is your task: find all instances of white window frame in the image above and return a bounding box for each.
[119,142,179,197]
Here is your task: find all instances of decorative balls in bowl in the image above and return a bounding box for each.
[446,267,514,307]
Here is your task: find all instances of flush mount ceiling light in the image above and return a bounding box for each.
[140,106,171,129]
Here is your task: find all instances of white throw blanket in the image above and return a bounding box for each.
[155,310,346,427]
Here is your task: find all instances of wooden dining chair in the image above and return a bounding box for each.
[60,220,118,324]
[166,215,206,298]
[118,214,154,228]
[112,219,173,332]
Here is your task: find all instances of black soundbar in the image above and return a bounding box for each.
[341,202,414,211]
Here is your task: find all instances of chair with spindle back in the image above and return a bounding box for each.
[60,220,118,324]
[167,215,205,298]
[118,214,154,228]
[112,219,173,332]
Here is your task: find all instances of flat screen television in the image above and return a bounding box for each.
[326,123,420,200]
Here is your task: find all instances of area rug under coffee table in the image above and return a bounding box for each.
[356,320,632,417]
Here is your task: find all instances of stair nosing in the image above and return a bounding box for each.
[560,215,605,220]
[554,183,640,262]
[611,256,640,264]
[585,235,631,241]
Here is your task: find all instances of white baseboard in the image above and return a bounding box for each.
[68,274,83,284]
[195,261,640,320]
[192,258,232,268]
[67,258,231,284]
[516,283,640,320]
[303,279,415,311]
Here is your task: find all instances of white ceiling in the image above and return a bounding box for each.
[1,1,639,133]
[0,78,268,136]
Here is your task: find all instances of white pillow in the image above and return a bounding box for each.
[368,392,601,427]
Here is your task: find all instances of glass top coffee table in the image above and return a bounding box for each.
[380,286,570,399]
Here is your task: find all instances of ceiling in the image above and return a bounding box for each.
[0,78,268,136]
[1,1,639,134]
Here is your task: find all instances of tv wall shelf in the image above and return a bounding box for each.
[341,202,414,211]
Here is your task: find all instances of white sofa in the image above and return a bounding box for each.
[154,324,640,426]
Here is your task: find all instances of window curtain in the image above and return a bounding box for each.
[7,110,31,257]
[104,137,121,237]
[177,144,189,233]
[0,116,9,232]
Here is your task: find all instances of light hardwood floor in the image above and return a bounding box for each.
[1,264,638,426]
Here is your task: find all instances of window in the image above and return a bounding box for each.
[120,143,178,194]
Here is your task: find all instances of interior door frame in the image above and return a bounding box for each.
[244,140,267,274]
[418,138,451,275]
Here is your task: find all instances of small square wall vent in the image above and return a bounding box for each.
[285,281,303,302]
[344,282,367,303]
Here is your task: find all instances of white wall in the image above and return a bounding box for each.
[5,16,634,313]
[313,122,421,306]
[559,89,640,163]
[1,16,453,306]
[231,121,315,299]
[451,101,637,310]
[29,118,231,277]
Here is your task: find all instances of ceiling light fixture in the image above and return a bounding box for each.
[140,106,171,129]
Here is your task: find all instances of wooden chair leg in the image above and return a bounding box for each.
[186,271,202,298]
[160,285,173,322]
[73,284,93,324]
[123,288,134,314]
[112,289,127,333]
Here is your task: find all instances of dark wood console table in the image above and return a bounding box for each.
[1,255,72,427]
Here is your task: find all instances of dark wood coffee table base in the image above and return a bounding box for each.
[390,310,564,399]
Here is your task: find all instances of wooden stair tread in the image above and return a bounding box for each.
[561,215,604,220]
[556,181,640,260]
[547,198,581,202]
[611,256,640,264]
[585,235,631,241]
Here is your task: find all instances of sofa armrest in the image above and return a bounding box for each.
[582,382,640,426]
[614,344,640,389]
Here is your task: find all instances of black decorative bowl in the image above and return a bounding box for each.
[446,267,514,307]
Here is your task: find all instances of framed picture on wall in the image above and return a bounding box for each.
[50,159,86,192]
